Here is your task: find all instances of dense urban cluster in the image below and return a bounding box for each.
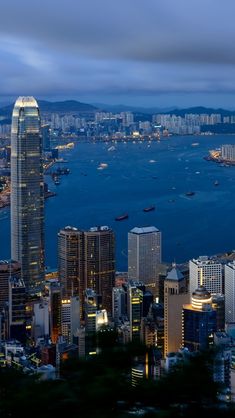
[2,97,235,417]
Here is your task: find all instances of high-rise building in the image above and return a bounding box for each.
[164,265,189,357]
[83,226,115,314]
[11,97,44,291]
[189,256,222,295]
[225,261,235,323]
[58,226,82,298]
[182,286,217,352]
[127,282,143,342]
[9,277,26,342]
[112,287,126,326]
[0,260,21,311]
[128,226,161,288]
[41,124,51,151]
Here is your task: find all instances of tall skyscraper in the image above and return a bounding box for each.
[11,97,44,291]
[182,286,217,352]
[58,226,82,298]
[189,256,222,295]
[164,265,189,357]
[58,225,115,316]
[225,261,235,323]
[128,226,161,288]
[83,226,115,314]
[127,281,143,342]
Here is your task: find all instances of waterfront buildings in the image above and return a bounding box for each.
[189,256,223,295]
[128,226,161,289]
[11,97,44,291]
[221,144,235,161]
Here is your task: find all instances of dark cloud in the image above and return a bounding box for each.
[1,0,235,106]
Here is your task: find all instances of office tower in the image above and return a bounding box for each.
[11,97,44,291]
[58,226,82,298]
[127,282,143,342]
[33,299,50,340]
[83,226,115,314]
[49,283,61,344]
[164,265,189,357]
[41,124,51,151]
[61,296,80,343]
[96,310,108,331]
[9,277,26,342]
[225,261,235,323]
[189,256,222,295]
[84,289,98,334]
[0,260,21,311]
[128,226,161,289]
[112,287,126,325]
[182,285,217,352]
[212,294,225,331]
[70,296,80,341]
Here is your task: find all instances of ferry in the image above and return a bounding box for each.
[185,191,195,196]
[115,213,128,221]
[143,206,155,212]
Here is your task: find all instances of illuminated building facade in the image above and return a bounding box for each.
[183,285,217,352]
[127,282,143,342]
[11,97,44,291]
[83,226,115,314]
[164,265,189,357]
[58,226,82,298]
[189,256,222,295]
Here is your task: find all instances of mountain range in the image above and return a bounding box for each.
[0,100,235,120]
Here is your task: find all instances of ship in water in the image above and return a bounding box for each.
[185,191,195,196]
[143,206,155,212]
[115,213,128,221]
[214,180,219,186]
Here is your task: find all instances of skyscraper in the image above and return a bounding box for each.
[128,226,161,288]
[189,256,222,295]
[182,286,217,352]
[225,261,235,323]
[11,97,44,291]
[164,265,189,357]
[58,226,82,298]
[58,225,115,316]
[83,226,115,314]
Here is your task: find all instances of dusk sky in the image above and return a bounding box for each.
[1,0,235,108]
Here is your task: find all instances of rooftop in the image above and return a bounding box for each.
[129,226,160,235]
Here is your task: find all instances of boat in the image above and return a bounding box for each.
[185,191,195,196]
[108,146,116,152]
[115,213,128,221]
[143,206,155,212]
[214,180,219,186]
[54,176,61,185]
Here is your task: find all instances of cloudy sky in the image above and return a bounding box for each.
[1,0,235,107]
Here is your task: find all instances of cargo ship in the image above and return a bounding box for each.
[115,213,128,221]
[143,206,155,212]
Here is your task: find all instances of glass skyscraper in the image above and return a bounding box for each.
[11,97,44,291]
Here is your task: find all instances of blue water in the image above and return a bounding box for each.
[1,135,235,270]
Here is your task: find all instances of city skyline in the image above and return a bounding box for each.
[1,1,235,108]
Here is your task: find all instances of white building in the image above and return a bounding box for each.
[189,256,223,295]
[128,226,161,286]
